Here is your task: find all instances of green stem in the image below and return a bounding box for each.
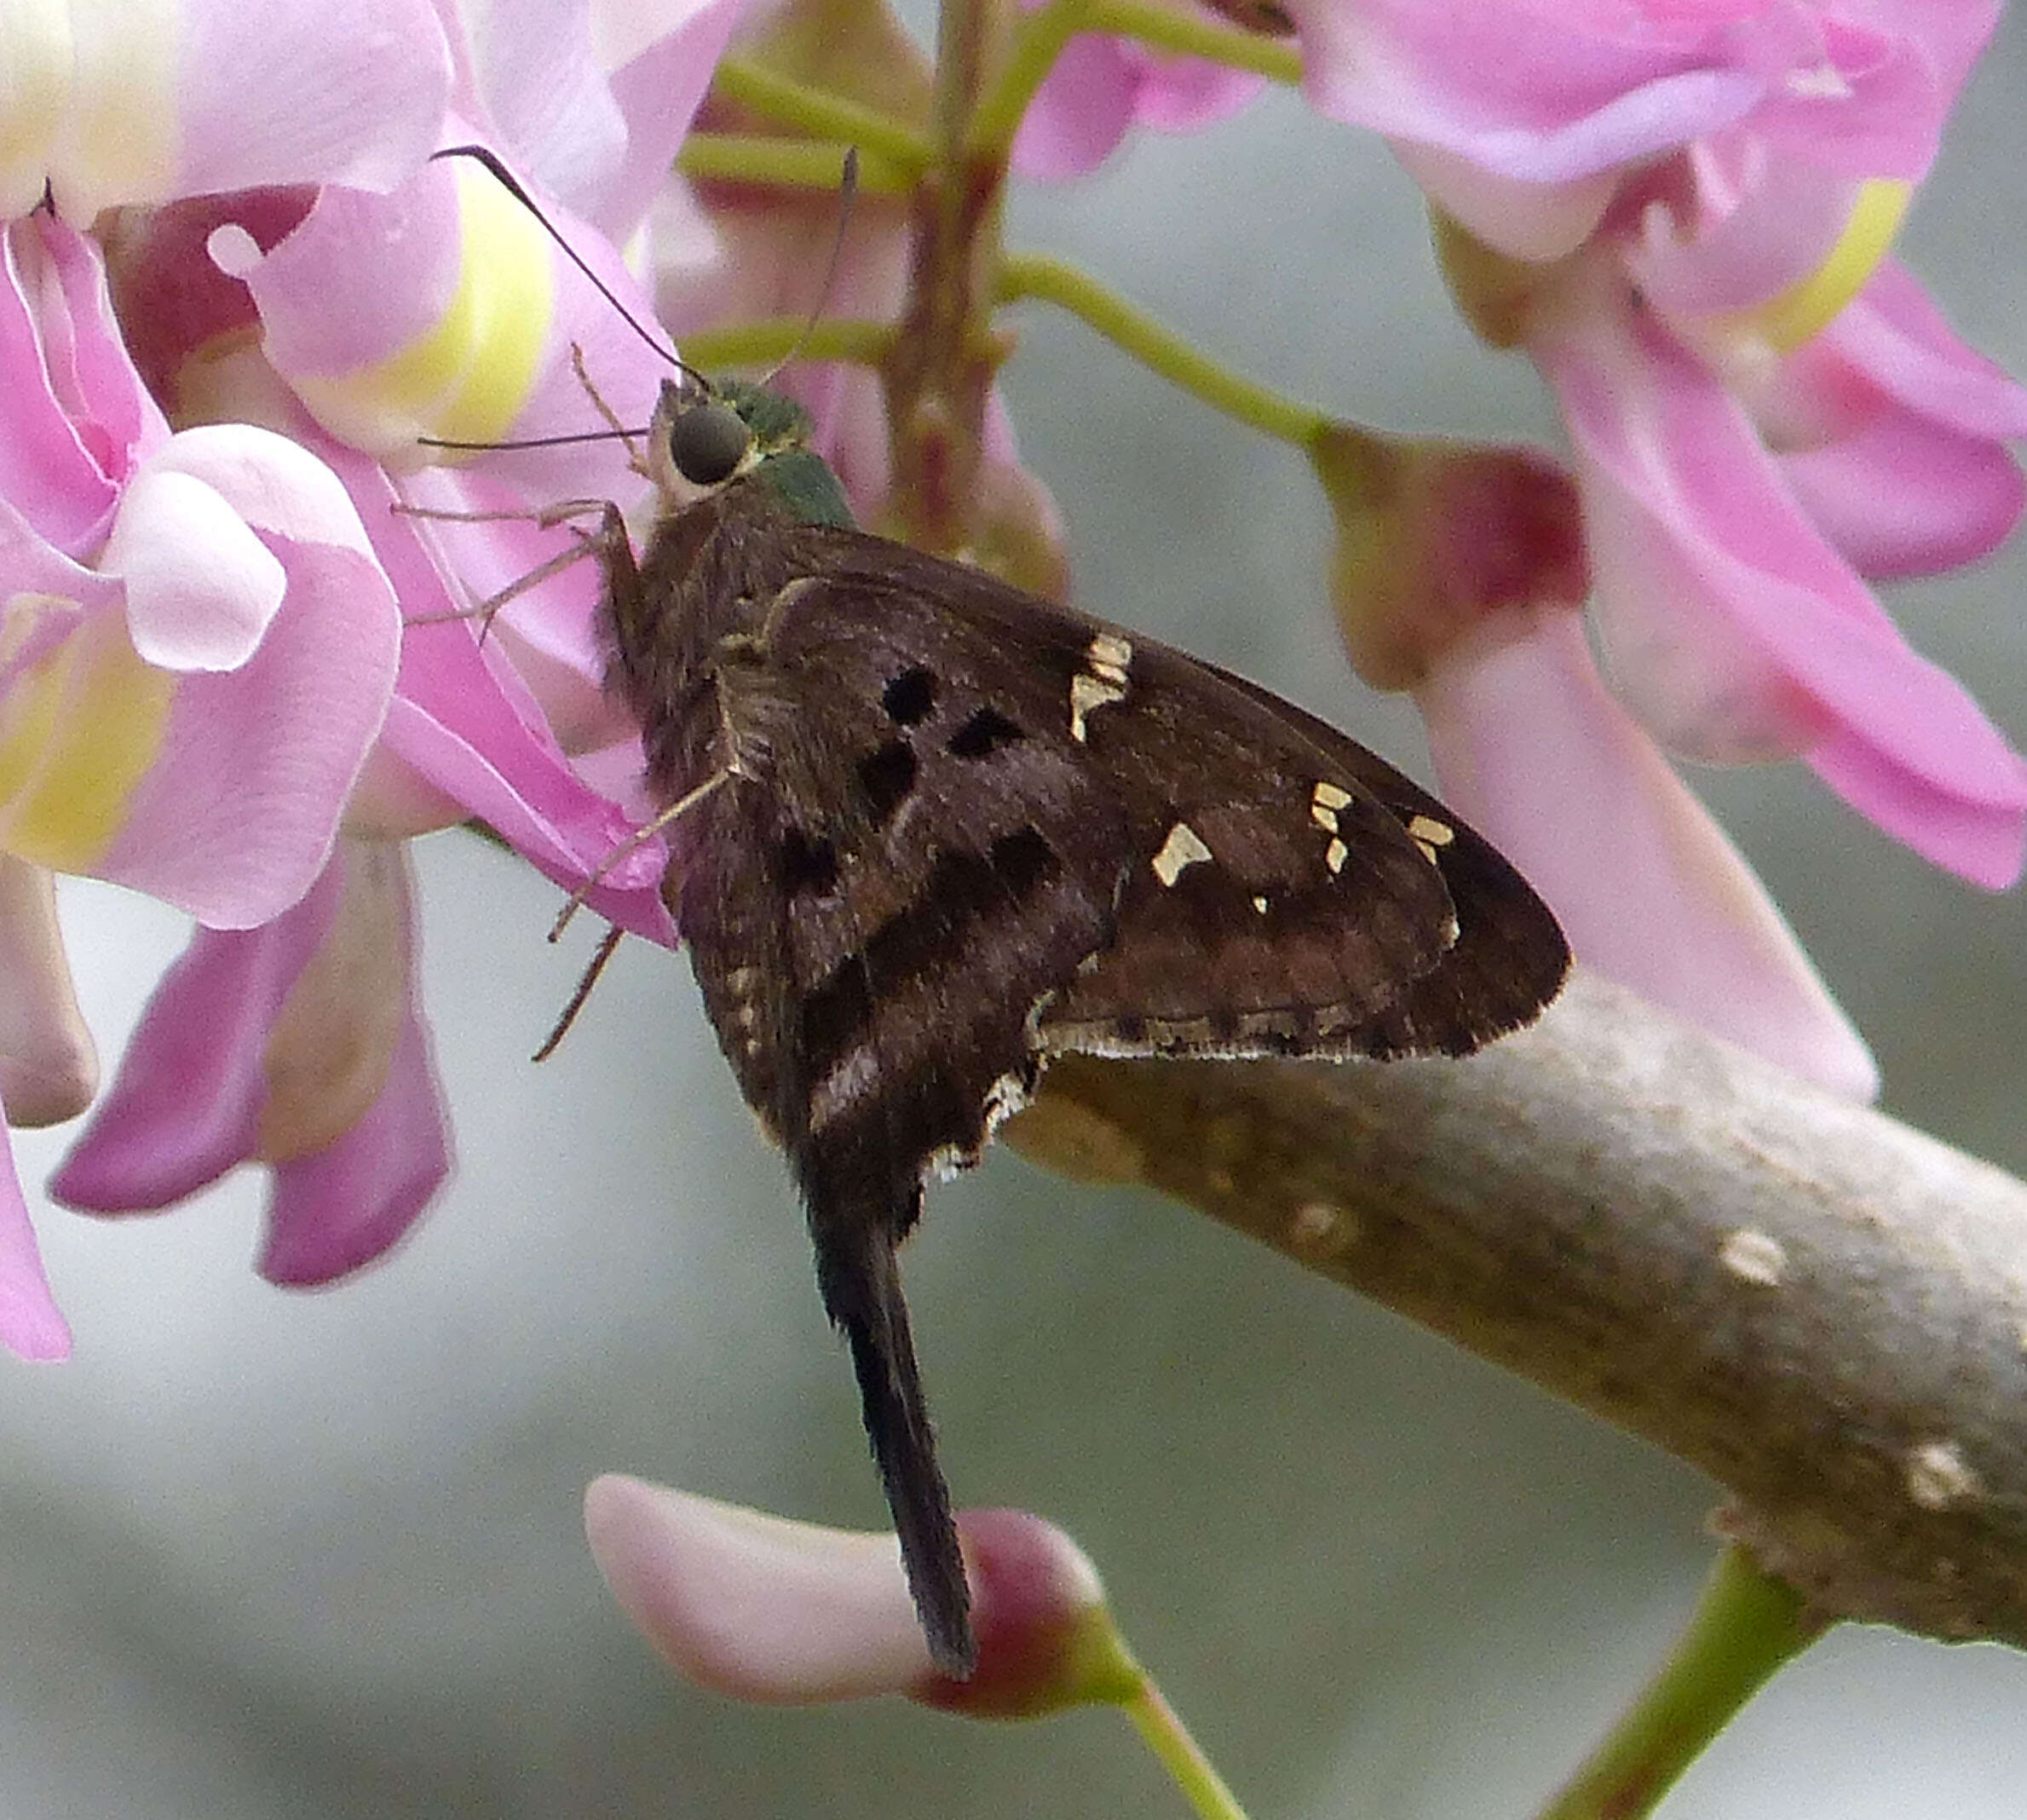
[677,316,895,374]
[997,251,1326,446]
[677,133,913,196]
[1087,0,1303,82]
[1532,1547,1831,1820]
[709,58,935,171]
[1121,1679,1254,1820]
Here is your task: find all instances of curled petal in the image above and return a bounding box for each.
[100,465,286,671]
[1287,0,1765,186]
[238,146,666,504]
[0,213,161,557]
[55,842,450,1281]
[1418,608,1879,1102]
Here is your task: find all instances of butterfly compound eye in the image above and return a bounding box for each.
[667,401,751,486]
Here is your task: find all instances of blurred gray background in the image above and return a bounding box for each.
[7,12,2027,1818]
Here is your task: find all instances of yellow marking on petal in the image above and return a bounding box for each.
[1753,177,1911,353]
[292,160,555,459]
[0,602,174,871]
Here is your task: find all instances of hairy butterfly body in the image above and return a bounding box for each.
[595,372,1569,1678]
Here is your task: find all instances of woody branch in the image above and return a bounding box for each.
[1010,967,2027,1650]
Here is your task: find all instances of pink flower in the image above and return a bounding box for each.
[0,212,406,1352]
[584,1479,1140,1715]
[0,1,754,1350]
[1297,0,2027,890]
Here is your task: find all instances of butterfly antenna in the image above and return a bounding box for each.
[430,143,709,388]
[758,148,861,389]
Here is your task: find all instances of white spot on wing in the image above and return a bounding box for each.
[1719,1229,1787,1286]
[1068,671,1127,742]
[1905,1439,1980,1509]
[1251,895,1269,914]
[1324,837,1349,875]
[1150,821,1214,886]
[807,1045,878,1132]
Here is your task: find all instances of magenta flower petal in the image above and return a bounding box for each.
[51,873,335,1213]
[1418,609,1879,1101]
[257,984,449,1284]
[92,436,401,929]
[57,843,451,1281]
[1538,287,2027,884]
[1292,1,1995,190]
[1012,28,1262,181]
[1288,0,1767,185]
[238,148,667,503]
[0,214,159,556]
[256,852,449,1284]
[1815,261,2027,443]
[0,1126,68,1362]
[1779,407,2025,580]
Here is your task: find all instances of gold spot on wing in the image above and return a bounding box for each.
[1068,671,1128,741]
[1324,837,1349,875]
[1150,821,1214,886]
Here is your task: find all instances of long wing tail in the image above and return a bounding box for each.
[817,1217,976,1679]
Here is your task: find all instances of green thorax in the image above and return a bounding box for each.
[719,378,856,531]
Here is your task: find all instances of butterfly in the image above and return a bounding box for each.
[575,368,1570,1678]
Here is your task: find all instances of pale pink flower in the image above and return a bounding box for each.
[0,0,751,1349]
[584,1478,1137,1715]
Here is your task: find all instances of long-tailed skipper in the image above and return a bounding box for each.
[582,371,1569,1679]
[438,147,1569,1679]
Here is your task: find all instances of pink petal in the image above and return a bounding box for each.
[1817,262,2027,442]
[241,147,667,504]
[593,0,760,239]
[0,215,158,556]
[1418,608,1880,1102]
[1537,282,2027,884]
[1288,0,1768,185]
[54,844,451,1283]
[1625,154,1859,320]
[133,0,451,210]
[0,858,97,1129]
[52,872,338,1212]
[0,1121,68,1362]
[1012,32,1261,182]
[1779,409,2024,580]
[257,851,449,1282]
[256,998,450,1283]
[99,466,287,671]
[584,1477,937,1702]
[96,478,401,929]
